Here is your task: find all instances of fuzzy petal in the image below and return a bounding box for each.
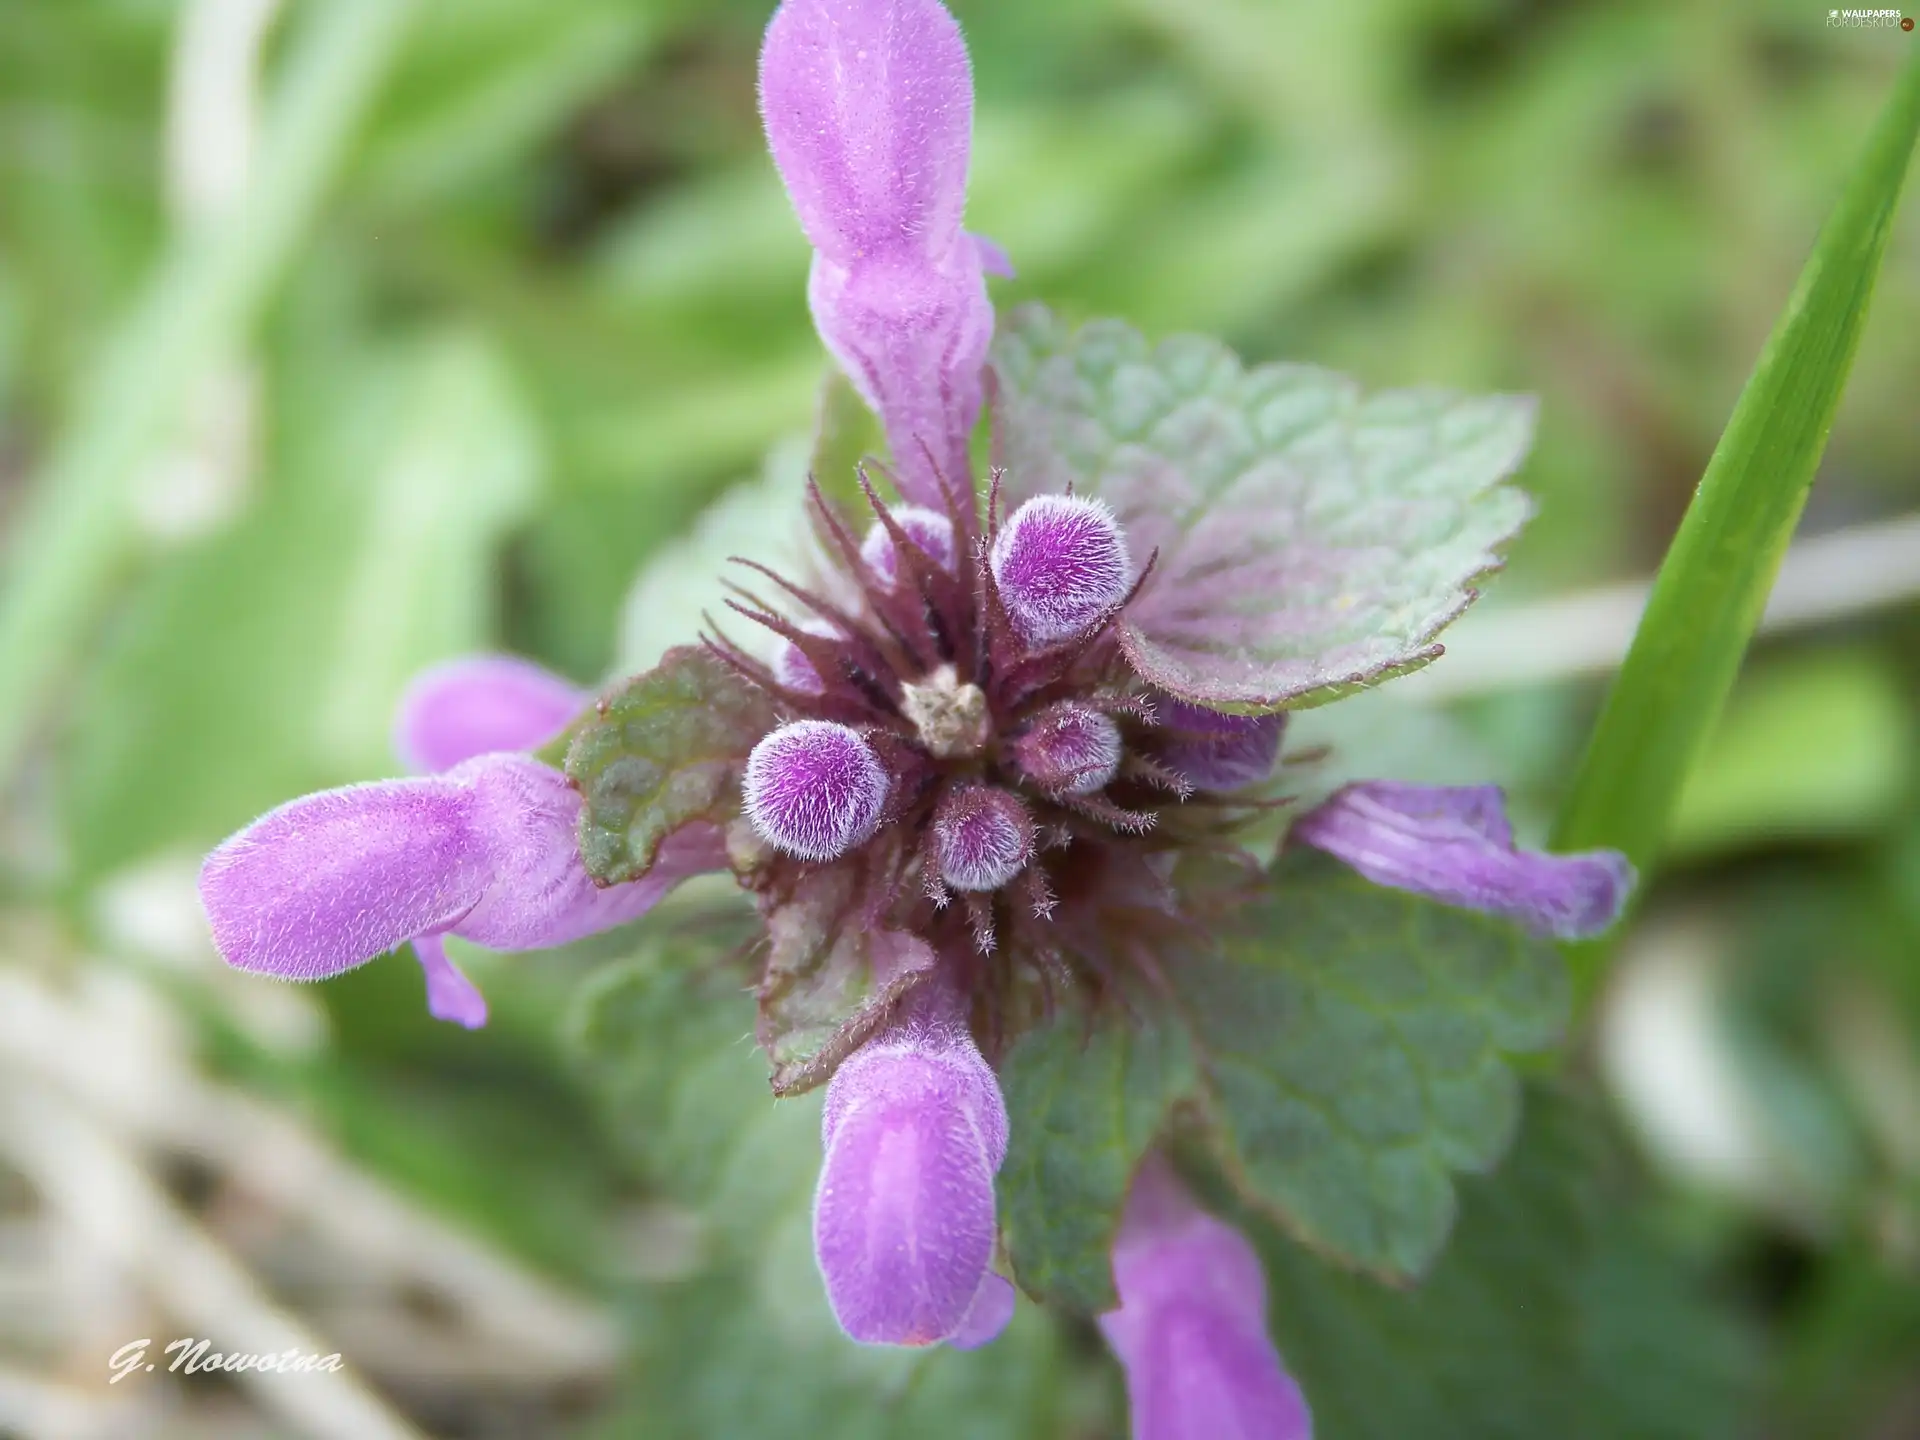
[809,244,992,509]
[1291,781,1632,940]
[1099,1159,1313,1440]
[201,778,490,981]
[393,654,585,774]
[970,232,1015,279]
[451,754,727,951]
[413,933,488,1029]
[759,0,974,266]
[947,1272,1016,1350]
[814,1010,1008,1346]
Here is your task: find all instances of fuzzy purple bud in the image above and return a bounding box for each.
[773,619,843,695]
[744,720,890,862]
[932,786,1035,892]
[814,1005,1010,1346]
[991,494,1133,646]
[1099,1158,1313,1440]
[861,506,957,586]
[1291,781,1633,940]
[1157,698,1284,792]
[1013,702,1123,796]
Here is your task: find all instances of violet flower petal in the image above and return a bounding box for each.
[393,654,585,774]
[451,754,727,951]
[947,1272,1016,1351]
[1291,780,1633,940]
[201,777,489,982]
[970,232,1015,279]
[1156,697,1285,792]
[201,759,725,992]
[814,1007,1008,1346]
[759,0,974,267]
[413,932,488,1029]
[808,243,993,510]
[1099,1158,1313,1440]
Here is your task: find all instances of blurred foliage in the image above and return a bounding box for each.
[2,0,1919,1435]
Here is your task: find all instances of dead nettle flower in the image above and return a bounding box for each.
[197,0,1639,1388]
[1099,1157,1314,1440]
[200,657,726,1030]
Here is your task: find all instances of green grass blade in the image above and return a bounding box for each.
[1553,56,1920,1001]
[0,0,418,783]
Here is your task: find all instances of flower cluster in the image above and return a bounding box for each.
[197,2,1634,1435]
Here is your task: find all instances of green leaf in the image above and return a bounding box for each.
[990,304,1534,713]
[756,868,937,1097]
[1552,58,1920,995]
[1181,850,1566,1279]
[1240,1089,1753,1440]
[563,646,775,886]
[995,1013,1195,1312]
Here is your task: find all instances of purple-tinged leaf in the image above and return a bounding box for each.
[992,306,1535,712]
[757,867,938,1096]
[565,647,778,886]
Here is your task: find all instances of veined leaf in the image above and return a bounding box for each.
[564,646,775,885]
[991,305,1534,713]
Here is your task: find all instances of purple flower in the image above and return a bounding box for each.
[1291,781,1634,940]
[760,0,998,509]
[931,785,1036,892]
[200,655,725,1027]
[1012,701,1124,796]
[990,494,1135,647]
[1100,1157,1313,1440]
[773,618,844,696]
[813,991,1011,1346]
[1155,697,1285,793]
[743,720,891,861]
[861,505,957,585]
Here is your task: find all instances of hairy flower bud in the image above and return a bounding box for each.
[773,618,843,695]
[932,786,1035,892]
[1157,698,1284,792]
[814,1006,1010,1346]
[861,505,957,586]
[990,494,1133,646]
[1012,701,1124,796]
[744,720,890,861]
[1099,1157,1313,1440]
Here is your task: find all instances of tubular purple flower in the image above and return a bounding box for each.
[758,0,973,267]
[743,720,890,861]
[200,756,726,1025]
[932,785,1035,892]
[1291,781,1634,940]
[861,505,957,585]
[991,494,1134,647]
[393,654,586,775]
[1099,1157,1313,1440]
[1157,698,1285,792]
[814,996,1010,1346]
[760,0,999,509]
[1013,701,1124,796]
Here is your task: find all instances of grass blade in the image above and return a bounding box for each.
[1553,57,1920,1001]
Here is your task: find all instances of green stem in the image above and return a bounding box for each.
[0,0,417,783]
[1553,56,1920,1005]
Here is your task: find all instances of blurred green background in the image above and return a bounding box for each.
[1,0,1917,1435]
